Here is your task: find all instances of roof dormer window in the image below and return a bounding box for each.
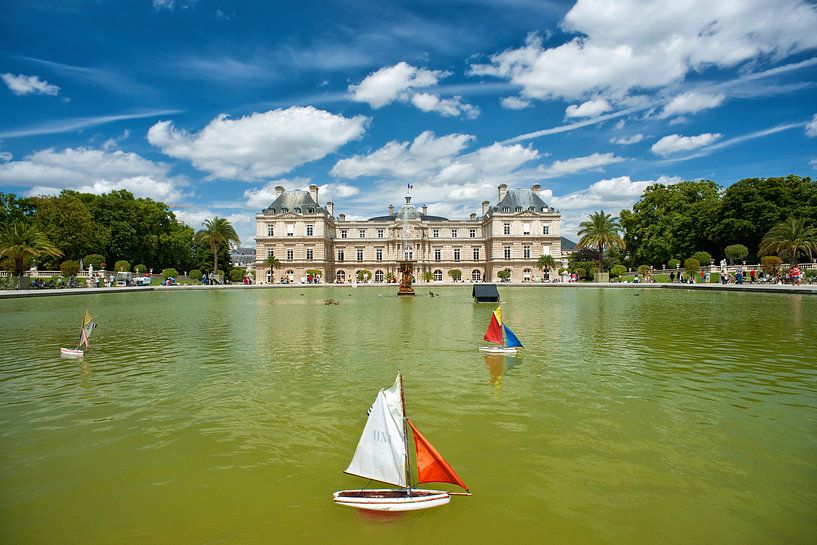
[502,206,510,212]
[307,208,314,214]
[294,207,302,213]
[282,207,289,213]
[515,206,523,212]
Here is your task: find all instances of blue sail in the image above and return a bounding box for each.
[503,324,523,348]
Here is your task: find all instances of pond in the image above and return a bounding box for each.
[1,287,815,544]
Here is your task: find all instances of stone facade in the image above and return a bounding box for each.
[254,183,562,284]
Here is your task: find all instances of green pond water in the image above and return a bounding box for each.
[1,287,815,544]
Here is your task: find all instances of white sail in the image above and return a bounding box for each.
[345,375,406,487]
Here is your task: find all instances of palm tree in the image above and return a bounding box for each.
[195,217,240,278]
[758,217,817,266]
[537,254,556,279]
[577,210,625,274]
[0,222,62,277]
[263,255,281,282]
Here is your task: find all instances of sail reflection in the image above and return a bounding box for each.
[483,353,521,387]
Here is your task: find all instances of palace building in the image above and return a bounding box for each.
[254,184,562,284]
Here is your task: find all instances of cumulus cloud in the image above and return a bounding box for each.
[539,152,626,177]
[0,146,187,202]
[565,98,611,118]
[660,91,726,118]
[810,158,817,169]
[0,151,12,162]
[651,133,722,156]
[469,0,817,103]
[148,107,367,180]
[243,178,360,209]
[349,62,447,108]
[806,114,817,137]
[410,93,479,118]
[609,134,644,145]
[500,96,531,110]
[2,73,60,96]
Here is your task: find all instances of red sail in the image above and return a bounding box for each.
[483,312,503,344]
[408,419,468,490]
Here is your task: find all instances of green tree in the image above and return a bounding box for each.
[28,192,99,266]
[497,269,511,281]
[263,255,281,280]
[356,269,372,282]
[692,251,712,265]
[610,264,627,279]
[134,263,147,274]
[758,217,817,266]
[385,271,395,282]
[668,258,680,269]
[684,257,701,277]
[577,210,625,274]
[421,271,434,282]
[724,244,748,265]
[194,217,240,277]
[0,222,63,277]
[162,268,178,279]
[84,254,105,269]
[537,254,556,278]
[189,269,203,281]
[760,256,782,276]
[60,259,80,277]
[114,260,130,272]
[448,269,462,281]
[229,267,247,283]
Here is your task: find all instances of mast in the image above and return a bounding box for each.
[399,371,412,490]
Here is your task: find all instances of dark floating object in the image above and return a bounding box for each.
[472,284,500,303]
[429,291,437,297]
[324,299,340,305]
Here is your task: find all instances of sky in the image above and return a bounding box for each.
[1,0,816,245]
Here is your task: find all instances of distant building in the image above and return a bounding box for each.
[254,184,563,284]
[230,247,257,269]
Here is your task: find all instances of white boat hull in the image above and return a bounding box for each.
[60,348,85,358]
[333,489,451,512]
[478,346,518,355]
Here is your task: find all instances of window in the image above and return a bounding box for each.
[377,229,384,238]
[451,229,458,238]
[433,228,440,238]
[286,248,294,261]
[336,270,346,283]
[266,269,272,283]
[434,248,441,261]
[473,247,480,260]
[453,248,461,261]
[541,245,550,256]
[306,248,313,261]
[469,229,476,238]
[433,270,443,282]
[502,207,510,212]
[294,208,302,214]
[340,229,348,239]
[359,229,366,239]
[472,269,482,282]
[523,245,531,259]
[504,246,511,260]
[504,223,511,235]
[523,223,531,235]
[307,208,314,214]
[266,224,274,236]
[286,224,294,237]
[266,248,274,257]
[306,224,313,236]
[515,206,522,212]
[337,249,345,262]
[357,248,364,261]
[542,224,549,235]
[404,246,413,260]
[374,270,384,282]
[523,268,532,282]
[376,248,383,261]
[282,208,288,213]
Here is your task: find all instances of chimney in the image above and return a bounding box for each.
[326,201,334,216]
[339,213,346,221]
[498,184,508,203]
[309,184,319,204]
[470,213,477,220]
[531,184,541,194]
[422,205,428,216]
[482,200,490,216]
[275,185,285,196]
[388,204,395,216]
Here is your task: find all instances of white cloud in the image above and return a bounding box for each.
[660,91,726,118]
[349,62,447,108]
[0,151,12,162]
[539,152,626,177]
[565,98,611,118]
[668,116,689,125]
[243,178,360,210]
[2,73,60,96]
[651,133,723,156]
[410,93,480,118]
[469,0,817,103]
[806,114,817,137]
[609,134,644,145]
[0,146,188,202]
[500,96,531,110]
[148,107,367,180]
[810,158,817,169]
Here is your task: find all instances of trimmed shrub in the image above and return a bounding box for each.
[162,268,178,279]
[684,257,701,277]
[134,263,147,274]
[356,269,372,282]
[804,269,817,281]
[667,258,681,269]
[724,244,748,264]
[448,269,462,281]
[637,264,651,276]
[692,251,712,265]
[573,268,585,280]
[760,256,782,276]
[114,260,130,272]
[60,259,80,277]
[610,264,627,279]
[84,254,105,269]
[229,267,246,283]
[188,269,203,281]
[497,269,511,281]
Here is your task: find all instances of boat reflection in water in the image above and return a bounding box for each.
[483,353,521,387]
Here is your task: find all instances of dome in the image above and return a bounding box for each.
[395,196,421,220]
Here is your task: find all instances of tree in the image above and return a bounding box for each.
[497,269,511,281]
[114,260,130,272]
[0,222,62,277]
[189,269,203,281]
[162,268,178,279]
[356,269,372,282]
[610,264,627,279]
[229,267,247,283]
[194,217,240,277]
[421,271,434,282]
[684,257,701,277]
[134,263,147,274]
[60,259,80,277]
[668,258,681,269]
[758,217,817,266]
[385,271,395,282]
[692,251,712,265]
[537,254,556,277]
[760,256,782,276]
[577,210,625,274]
[263,255,281,280]
[28,192,99,267]
[448,269,462,282]
[724,244,748,265]
[84,254,105,269]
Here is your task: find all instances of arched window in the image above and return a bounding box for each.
[285,269,295,282]
[523,268,532,282]
[374,270,384,283]
[515,206,522,212]
[529,206,535,211]
[294,207,302,213]
[336,270,346,283]
[433,269,443,282]
[307,208,314,213]
[281,207,288,213]
[471,269,482,282]
[266,269,272,283]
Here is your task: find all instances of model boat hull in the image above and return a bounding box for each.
[478,346,518,355]
[60,348,85,358]
[333,489,450,511]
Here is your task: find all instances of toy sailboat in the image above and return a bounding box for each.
[60,310,96,359]
[333,372,470,512]
[479,306,523,355]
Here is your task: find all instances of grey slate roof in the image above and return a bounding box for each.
[263,190,323,214]
[491,188,551,214]
[561,237,577,251]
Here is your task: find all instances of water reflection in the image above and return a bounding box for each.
[483,354,521,388]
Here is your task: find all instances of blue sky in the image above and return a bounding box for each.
[2,0,816,244]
